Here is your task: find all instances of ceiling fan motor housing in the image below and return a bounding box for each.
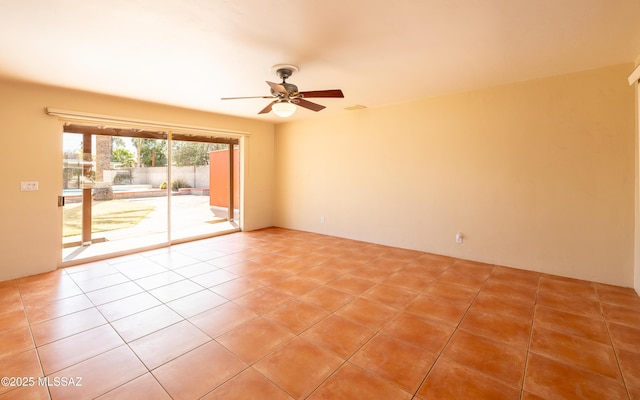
[271,82,298,97]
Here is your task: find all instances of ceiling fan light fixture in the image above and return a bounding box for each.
[272,101,296,117]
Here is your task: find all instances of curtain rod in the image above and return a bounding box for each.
[46,107,250,138]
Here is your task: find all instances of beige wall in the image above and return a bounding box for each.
[0,78,275,281]
[275,63,636,287]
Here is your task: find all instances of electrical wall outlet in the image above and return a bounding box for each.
[455,232,463,244]
[20,181,39,191]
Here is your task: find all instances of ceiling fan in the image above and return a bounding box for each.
[221,64,344,117]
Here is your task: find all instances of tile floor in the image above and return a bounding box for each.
[1,227,640,399]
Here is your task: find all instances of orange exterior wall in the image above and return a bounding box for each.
[209,148,239,208]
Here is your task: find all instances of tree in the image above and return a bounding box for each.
[172,142,223,166]
[138,139,167,167]
[112,148,136,167]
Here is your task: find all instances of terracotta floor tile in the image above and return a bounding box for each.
[110,305,183,342]
[617,348,640,389]
[153,341,246,400]
[405,293,469,326]
[254,337,343,399]
[96,373,172,400]
[0,326,33,358]
[536,290,602,319]
[319,257,359,273]
[173,261,221,278]
[251,253,290,268]
[129,320,211,369]
[308,363,412,400]
[296,266,345,284]
[19,275,84,306]
[47,345,147,400]
[480,278,538,303]
[97,292,161,321]
[335,298,399,330]
[443,330,527,387]
[114,259,168,280]
[0,384,50,400]
[601,303,640,329]
[437,267,489,289]
[361,283,420,310]
[460,310,531,348]
[301,314,376,358]
[173,243,224,259]
[534,305,609,344]
[326,274,377,296]
[148,279,205,303]
[207,254,245,267]
[490,265,540,287]
[166,289,228,318]
[25,294,94,324]
[0,285,24,315]
[210,277,264,299]
[595,283,640,309]
[0,309,28,333]
[366,257,408,272]
[419,357,521,400]
[381,269,435,292]
[147,252,201,269]
[530,326,621,380]
[520,392,546,400]
[608,322,640,353]
[629,385,640,400]
[233,287,294,315]
[31,308,106,346]
[263,299,329,334]
[538,275,597,299]
[85,281,144,306]
[189,301,258,338]
[469,292,535,323]
[0,349,43,395]
[300,286,354,312]
[216,317,294,363]
[382,312,454,353]
[72,272,130,292]
[422,281,478,306]
[270,276,320,296]
[295,252,333,268]
[413,253,455,270]
[524,353,628,400]
[222,260,266,276]
[133,271,185,290]
[38,324,124,375]
[202,367,294,400]
[351,333,437,393]
[348,265,395,282]
[189,269,240,288]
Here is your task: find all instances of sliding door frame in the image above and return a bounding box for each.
[51,108,248,265]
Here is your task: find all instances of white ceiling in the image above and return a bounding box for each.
[1,0,639,122]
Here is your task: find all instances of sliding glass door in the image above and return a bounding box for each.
[61,125,240,263]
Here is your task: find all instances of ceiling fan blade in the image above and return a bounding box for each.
[294,98,326,112]
[221,95,274,100]
[298,89,344,98]
[266,81,288,95]
[258,100,277,114]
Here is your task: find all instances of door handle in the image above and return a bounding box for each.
[58,196,65,207]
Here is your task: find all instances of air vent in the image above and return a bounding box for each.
[344,105,367,111]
